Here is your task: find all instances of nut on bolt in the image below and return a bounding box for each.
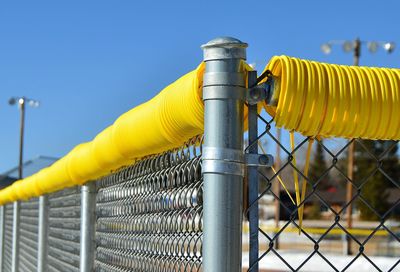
[245,153,274,167]
[258,154,270,165]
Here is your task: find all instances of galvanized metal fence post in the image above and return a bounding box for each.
[201,37,248,272]
[247,71,259,271]
[37,195,49,272]
[80,182,96,272]
[0,206,5,270]
[11,201,20,272]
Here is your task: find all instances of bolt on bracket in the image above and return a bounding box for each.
[246,77,274,105]
[245,153,274,168]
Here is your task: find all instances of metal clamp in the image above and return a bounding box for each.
[245,153,274,167]
[202,148,273,175]
[202,159,245,176]
[202,147,245,176]
[247,77,274,105]
[203,72,246,87]
[203,86,247,101]
[203,147,243,162]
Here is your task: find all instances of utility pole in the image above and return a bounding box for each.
[18,100,25,180]
[321,38,395,255]
[345,38,360,255]
[8,96,40,271]
[9,97,40,179]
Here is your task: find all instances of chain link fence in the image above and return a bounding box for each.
[94,136,203,271]
[48,187,81,271]
[2,117,397,272]
[19,199,38,271]
[0,136,203,272]
[245,112,400,272]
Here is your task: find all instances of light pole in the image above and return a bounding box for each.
[8,96,39,272]
[9,97,40,180]
[321,39,395,255]
[321,39,395,66]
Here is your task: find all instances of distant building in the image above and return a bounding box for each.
[0,156,58,189]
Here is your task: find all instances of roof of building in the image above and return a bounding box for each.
[0,156,58,189]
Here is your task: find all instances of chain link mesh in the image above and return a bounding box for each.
[246,113,400,271]
[95,136,203,272]
[19,198,39,271]
[1,112,398,272]
[48,186,81,272]
[3,204,13,272]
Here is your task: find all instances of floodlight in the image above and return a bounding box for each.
[342,41,354,52]
[28,100,40,108]
[367,41,379,53]
[321,43,332,54]
[384,42,395,53]
[8,97,16,105]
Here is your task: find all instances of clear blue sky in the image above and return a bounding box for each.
[0,0,399,173]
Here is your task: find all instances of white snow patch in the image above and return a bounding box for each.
[242,251,399,271]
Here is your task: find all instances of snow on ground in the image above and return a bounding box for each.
[242,251,400,272]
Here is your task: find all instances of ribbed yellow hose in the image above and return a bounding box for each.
[263,56,400,140]
[0,61,252,205]
[2,55,399,207]
[0,64,206,204]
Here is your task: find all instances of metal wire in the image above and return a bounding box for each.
[48,186,81,272]
[19,198,39,271]
[95,135,203,272]
[246,111,400,272]
[3,204,13,272]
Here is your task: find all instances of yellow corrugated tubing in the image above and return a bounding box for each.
[0,63,206,204]
[262,55,400,233]
[0,61,252,205]
[263,55,400,140]
[1,55,400,207]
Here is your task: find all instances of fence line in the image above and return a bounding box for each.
[1,37,400,271]
[0,136,204,272]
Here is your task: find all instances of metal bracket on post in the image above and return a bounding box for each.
[246,76,274,105]
[245,153,274,168]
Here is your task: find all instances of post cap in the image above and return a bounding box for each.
[201,37,248,61]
